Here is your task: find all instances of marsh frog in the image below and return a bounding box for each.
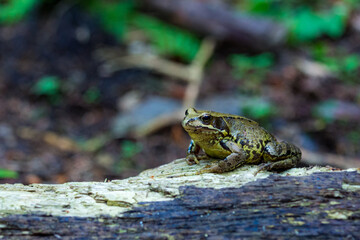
[182,108,301,174]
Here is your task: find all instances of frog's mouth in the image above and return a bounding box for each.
[187,126,218,132]
[183,122,220,134]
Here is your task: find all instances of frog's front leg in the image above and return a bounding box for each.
[185,140,207,165]
[197,140,248,174]
[255,140,301,175]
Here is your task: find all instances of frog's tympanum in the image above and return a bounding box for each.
[182,108,301,174]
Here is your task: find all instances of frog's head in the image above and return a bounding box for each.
[182,108,229,137]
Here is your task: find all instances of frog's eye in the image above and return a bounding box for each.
[200,114,212,123]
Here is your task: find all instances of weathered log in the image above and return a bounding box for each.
[140,0,287,51]
[0,159,359,239]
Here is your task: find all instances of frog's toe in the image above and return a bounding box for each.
[196,168,211,175]
[255,157,300,175]
[196,164,222,174]
[186,155,199,165]
[186,159,197,165]
[186,154,209,165]
[254,163,272,176]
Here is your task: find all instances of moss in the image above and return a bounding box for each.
[342,182,360,192]
[281,217,306,226]
[325,209,353,219]
[107,200,133,207]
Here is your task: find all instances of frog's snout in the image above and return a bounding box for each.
[182,118,194,128]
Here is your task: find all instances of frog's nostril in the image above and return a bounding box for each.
[185,109,189,116]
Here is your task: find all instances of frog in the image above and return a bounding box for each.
[182,108,301,174]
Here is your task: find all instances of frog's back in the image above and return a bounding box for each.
[225,116,275,145]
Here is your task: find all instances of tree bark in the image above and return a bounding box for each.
[0,159,359,239]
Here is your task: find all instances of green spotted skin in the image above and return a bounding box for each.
[182,108,301,174]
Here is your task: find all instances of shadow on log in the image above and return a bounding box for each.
[1,171,360,239]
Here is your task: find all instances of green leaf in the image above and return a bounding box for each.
[86,0,135,40]
[83,87,101,104]
[0,0,39,24]
[311,41,330,61]
[289,7,322,42]
[0,169,18,179]
[246,0,271,14]
[322,57,341,73]
[343,55,360,73]
[229,53,274,80]
[252,53,274,68]
[121,140,142,159]
[322,4,348,38]
[237,0,354,43]
[131,14,201,62]
[241,97,277,120]
[32,76,61,96]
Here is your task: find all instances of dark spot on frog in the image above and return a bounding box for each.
[286,149,291,155]
[260,145,264,152]
[239,139,247,146]
[259,139,263,145]
[252,150,257,155]
[220,141,231,152]
[245,149,251,155]
[256,143,260,149]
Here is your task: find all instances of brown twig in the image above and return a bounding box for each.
[134,109,184,138]
[140,0,286,50]
[182,37,216,108]
[17,127,112,153]
[17,127,79,152]
[96,37,216,137]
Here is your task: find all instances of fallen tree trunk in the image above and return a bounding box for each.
[139,0,287,51]
[0,159,359,239]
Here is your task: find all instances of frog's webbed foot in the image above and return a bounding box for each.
[186,154,208,165]
[186,154,199,165]
[196,163,221,175]
[254,157,301,176]
[195,164,212,174]
[254,163,273,176]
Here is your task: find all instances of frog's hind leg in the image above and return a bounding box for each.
[254,156,300,176]
[197,141,248,174]
[255,141,301,175]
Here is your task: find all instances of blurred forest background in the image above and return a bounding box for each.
[1,0,360,184]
